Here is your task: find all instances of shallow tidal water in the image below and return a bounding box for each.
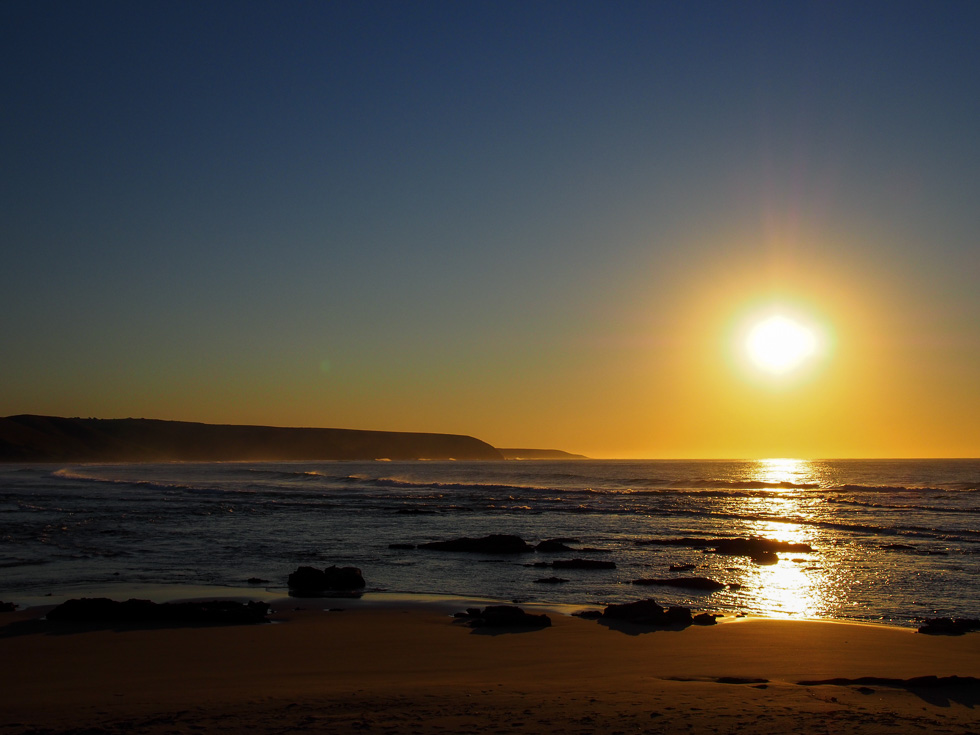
[1,459,978,626]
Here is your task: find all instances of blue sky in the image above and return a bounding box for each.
[2,1,978,457]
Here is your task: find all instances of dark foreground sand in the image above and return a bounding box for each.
[1,599,978,734]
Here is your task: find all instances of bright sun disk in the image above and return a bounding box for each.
[746,315,817,374]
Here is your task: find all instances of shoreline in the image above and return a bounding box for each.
[0,580,934,630]
[2,590,979,733]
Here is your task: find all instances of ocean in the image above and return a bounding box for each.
[1,459,977,626]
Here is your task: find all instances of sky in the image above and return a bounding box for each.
[2,0,978,459]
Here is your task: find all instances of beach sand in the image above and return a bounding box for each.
[1,599,978,734]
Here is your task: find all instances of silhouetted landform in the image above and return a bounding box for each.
[497,448,588,459]
[0,414,503,462]
[418,534,533,553]
[917,617,980,635]
[632,577,727,591]
[45,598,269,626]
[287,566,366,595]
[0,601,17,613]
[533,576,569,584]
[599,598,717,627]
[454,605,551,629]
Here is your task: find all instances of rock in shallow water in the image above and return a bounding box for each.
[418,534,533,554]
[287,565,366,594]
[551,559,616,570]
[917,617,980,635]
[631,577,726,591]
[599,598,718,627]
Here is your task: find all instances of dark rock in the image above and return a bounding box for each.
[533,576,569,584]
[572,609,603,619]
[552,559,616,570]
[0,601,18,612]
[287,565,366,594]
[599,599,713,628]
[670,564,697,572]
[636,537,812,555]
[457,605,551,629]
[917,617,980,635]
[631,577,726,591]
[246,577,269,585]
[727,583,742,590]
[693,613,720,625]
[46,597,269,625]
[750,551,779,565]
[388,543,415,550]
[712,537,812,555]
[717,676,768,684]
[535,539,575,552]
[635,537,717,547]
[418,534,533,554]
[601,599,669,625]
[665,606,693,625]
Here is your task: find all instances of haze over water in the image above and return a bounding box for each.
[3,459,977,626]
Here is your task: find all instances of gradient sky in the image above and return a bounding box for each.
[2,1,978,458]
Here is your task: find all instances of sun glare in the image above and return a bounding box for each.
[746,315,817,374]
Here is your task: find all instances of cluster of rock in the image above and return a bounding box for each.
[917,617,980,635]
[527,559,617,570]
[394,534,610,556]
[287,566,365,595]
[0,601,17,613]
[632,577,731,591]
[635,536,813,565]
[454,605,551,629]
[599,598,718,627]
[417,534,534,553]
[45,597,270,625]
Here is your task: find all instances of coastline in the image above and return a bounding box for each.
[2,589,978,734]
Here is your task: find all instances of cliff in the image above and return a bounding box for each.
[0,415,503,462]
[497,448,588,459]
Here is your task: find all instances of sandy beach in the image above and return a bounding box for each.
[2,598,978,734]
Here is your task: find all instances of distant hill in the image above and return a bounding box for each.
[0,415,503,462]
[497,448,588,460]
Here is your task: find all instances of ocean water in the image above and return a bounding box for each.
[1,459,977,626]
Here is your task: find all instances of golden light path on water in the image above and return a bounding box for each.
[737,458,845,619]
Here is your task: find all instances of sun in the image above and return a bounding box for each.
[746,315,817,374]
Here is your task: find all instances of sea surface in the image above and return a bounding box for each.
[1,459,978,626]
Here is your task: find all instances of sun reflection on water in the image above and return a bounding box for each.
[732,459,840,619]
[752,457,817,487]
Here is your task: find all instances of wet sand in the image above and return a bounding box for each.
[1,599,978,734]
